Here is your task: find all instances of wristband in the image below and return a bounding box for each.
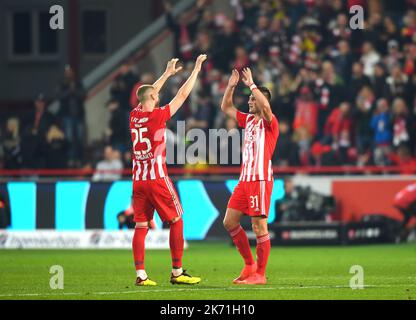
[249,83,258,91]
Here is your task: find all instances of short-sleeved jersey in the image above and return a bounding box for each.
[394,183,416,209]
[236,111,279,182]
[130,104,171,181]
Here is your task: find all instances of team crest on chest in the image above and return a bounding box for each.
[246,121,261,142]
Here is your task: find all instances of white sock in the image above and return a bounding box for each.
[172,268,183,277]
[136,269,147,279]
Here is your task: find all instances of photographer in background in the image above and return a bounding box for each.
[276,178,335,223]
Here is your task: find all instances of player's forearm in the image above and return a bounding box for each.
[176,68,200,100]
[152,71,171,93]
[250,83,272,121]
[251,84,270,112]
[221,85,235,113]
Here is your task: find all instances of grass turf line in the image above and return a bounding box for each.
[0,242,415,300]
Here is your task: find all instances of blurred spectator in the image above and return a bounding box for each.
[332,40,353,83]
[273,119,299,167]
[386,63,413,105]
[273,71,296,124]
[186,91,215,131]
[363,12,384,53]
[371,98,393,165]
[24,94,54,141]
[20,124,44,169]
[275,178,298,222]
[130,73,156,109]
[164,0,207,62]
[400,9,416,44]
[354,86,375,154]
[45,124,68,169]
[315,61,344,138]
[380,16,401,55]
[2,118,22,169]
[213,18,241,72]
[372,62,388,98]
[328,13,351,43]
[349,62,372,101]
[361,41,381,78]
[92,145,123,182]
[385,40,404,72]
[110,62,138,115]
[391,98,412,148]
[324,102,354,164]
[122,150,132,169]
[105,99,129,152]
[232,46,250,72]
[294,126,312,166]
[389,144,416,174]
[57,65,86,168]
[293,85,318,139]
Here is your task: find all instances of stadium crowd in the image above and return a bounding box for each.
[1,0,416,174]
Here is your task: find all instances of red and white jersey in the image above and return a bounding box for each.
[130,104,171,181]
[237,111,279,182]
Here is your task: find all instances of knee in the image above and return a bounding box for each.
[223,217,238,232]
[252,222,268,237]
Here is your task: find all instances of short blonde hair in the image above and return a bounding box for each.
[136,85,154,103]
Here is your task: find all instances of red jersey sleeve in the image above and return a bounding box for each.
[236,110,248,128]
[264,114,279,137]
[158,104,171,123]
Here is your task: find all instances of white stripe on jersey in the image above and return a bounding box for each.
[142,161,148,181]
[244,117,256,182]
[157,155,165,178]
[135,161,142,181]
[149,158,156,179]
[251,123,259,182]
[246,141,253,182]
[241,116,271,182]
[260,181,266,215]
[258,120,265,180]
[164,177,183,215]
[268,160,272,180]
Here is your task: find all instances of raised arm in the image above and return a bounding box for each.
[152,58,183,94]
[169,54,207,117]
[220,69,240,119]
[241,67,273,122]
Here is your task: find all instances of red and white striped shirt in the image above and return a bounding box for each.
[130,104,170,181]
[237,111,279,182]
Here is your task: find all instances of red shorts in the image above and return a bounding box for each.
[227,180,274,217]
[132,177,183,223]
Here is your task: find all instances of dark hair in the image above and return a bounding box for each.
[258,86,272,102]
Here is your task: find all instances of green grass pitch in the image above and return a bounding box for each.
[1,242,415,300]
